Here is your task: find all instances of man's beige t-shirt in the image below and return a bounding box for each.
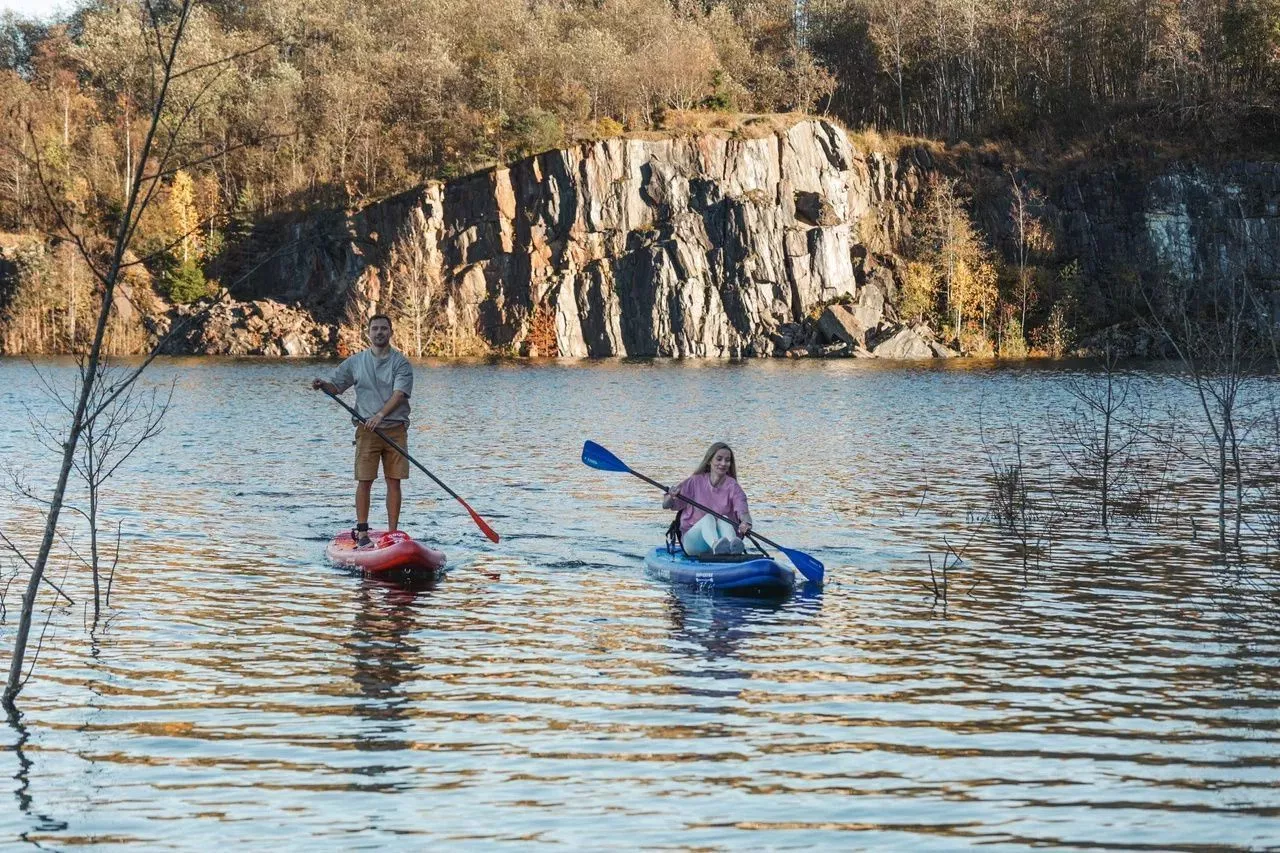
[329,348,413,423]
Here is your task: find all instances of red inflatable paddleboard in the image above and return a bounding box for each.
[325,530,447,573]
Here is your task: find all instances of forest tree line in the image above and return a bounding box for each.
[0,0,1277,355]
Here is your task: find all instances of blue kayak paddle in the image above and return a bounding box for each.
[581,440,824,584]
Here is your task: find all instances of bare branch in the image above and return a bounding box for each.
[137,131,294,185]
[9,118,111,289]
[169,36,284,81]
[87,232,312,427]
[0,531,74,605]
[105,521,123,608]
[5,0,198,709]
[21,561,73,690]
[85,292,225,426]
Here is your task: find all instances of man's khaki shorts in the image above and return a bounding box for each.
[354,422,410,481]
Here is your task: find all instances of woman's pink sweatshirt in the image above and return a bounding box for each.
[669,473,749,535]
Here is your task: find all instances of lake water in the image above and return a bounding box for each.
[0,357,1277,850]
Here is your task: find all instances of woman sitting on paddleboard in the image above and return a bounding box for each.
[663,442,754,556]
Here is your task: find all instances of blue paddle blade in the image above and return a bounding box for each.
[582,440,631,473]
[779,546,825,585]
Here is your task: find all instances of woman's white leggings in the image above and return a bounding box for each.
[681,514,741,556]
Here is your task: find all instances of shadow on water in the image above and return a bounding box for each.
[353,567,443,605]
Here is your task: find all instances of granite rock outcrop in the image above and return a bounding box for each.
[161,121,1280,360]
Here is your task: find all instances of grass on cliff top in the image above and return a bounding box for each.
[614,108,1280,173]
[653,110,807,139]
[586,109,938,159]
[601,110,810,144]
[446,107,1277,199]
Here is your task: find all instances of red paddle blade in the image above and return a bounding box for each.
[462,501,500,543]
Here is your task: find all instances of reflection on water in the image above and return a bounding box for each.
[7,716,69,843]
[0,356,1277,849]
[346,572,440,769]
[666,588,792,663]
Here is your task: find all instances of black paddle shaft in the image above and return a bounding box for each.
[322,389,499,543]
[323,389,464,503]
[631,469,777,555]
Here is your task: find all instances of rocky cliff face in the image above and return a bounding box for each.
[191,121,1280,359]
[1052,163,1280,291]
[437,120,919,356]
[216,119,925,358]
[215,185,442,324]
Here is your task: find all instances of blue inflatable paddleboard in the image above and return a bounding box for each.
[643,546,794,594]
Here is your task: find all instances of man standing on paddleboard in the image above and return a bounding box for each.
[312,314,414,547]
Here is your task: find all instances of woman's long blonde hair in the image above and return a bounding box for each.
[694,442,738,479]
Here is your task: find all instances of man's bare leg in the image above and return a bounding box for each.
[386,478,402,532]
[355,480,374,543]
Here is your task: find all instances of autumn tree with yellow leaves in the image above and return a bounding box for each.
[910,175,999,352]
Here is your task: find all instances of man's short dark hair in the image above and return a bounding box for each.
[369,313,393,330]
